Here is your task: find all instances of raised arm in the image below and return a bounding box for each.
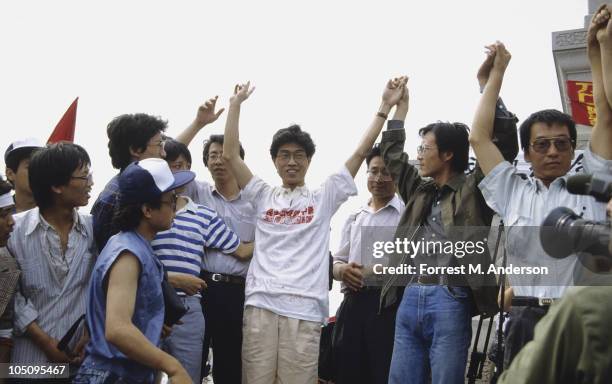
[590,5,612,159]
[175,96,225,146]
[344,76,407,177]
[105,252,190,384]
[222,82,255,189]
[469,42,511,175]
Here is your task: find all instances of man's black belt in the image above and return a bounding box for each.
[345,286,382,294]
[410,274,450,285]
[511,296,559,308]
[202,271,245,285]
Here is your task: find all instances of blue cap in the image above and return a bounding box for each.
[119,158,195,205]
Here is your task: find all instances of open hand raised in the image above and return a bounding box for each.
[230,81,255,106]
[194,96,225,128]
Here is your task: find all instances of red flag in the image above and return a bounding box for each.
[47,97,78,143]
[566,81,595,127]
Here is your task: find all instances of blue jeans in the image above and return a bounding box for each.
[388,285,472,384]
[73,367,134,383]
[162,296,205,383]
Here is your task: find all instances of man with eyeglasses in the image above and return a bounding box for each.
[222,78,406,383]
[181,134,255,384]
[470,36,612,369]
[92,97,224,251]
[331,145,404,384]
[151,139,253,383]
[379,62,519,382]
[7,143,97,382]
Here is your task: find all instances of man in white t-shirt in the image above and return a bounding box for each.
[221,78,407,383]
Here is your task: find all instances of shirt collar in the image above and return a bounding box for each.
[210,183,242,202]
[362,195,403,214]
[445,173,466,192]
[417,173,465,193]
[280,184,309,198]
[530,173,569,192]
[25,208,87,236]
[177,196,199,214]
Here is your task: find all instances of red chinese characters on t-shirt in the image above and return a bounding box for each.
[263,206,314,224]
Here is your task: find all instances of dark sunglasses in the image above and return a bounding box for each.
[529,137,574,154]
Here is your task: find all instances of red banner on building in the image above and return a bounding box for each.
[567,81,595,127]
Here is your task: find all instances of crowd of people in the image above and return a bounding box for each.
[1,4,612,384]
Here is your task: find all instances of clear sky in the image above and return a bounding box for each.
[0,0,590,313]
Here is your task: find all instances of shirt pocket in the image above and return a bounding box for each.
[505,214,536,263]
[506,213,531,227]
[18,262,46,298]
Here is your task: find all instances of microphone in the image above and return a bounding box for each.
[566,173,612,203]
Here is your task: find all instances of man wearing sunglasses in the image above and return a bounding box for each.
[470,38,612,369]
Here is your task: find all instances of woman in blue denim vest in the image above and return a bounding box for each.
[74,158,194,384]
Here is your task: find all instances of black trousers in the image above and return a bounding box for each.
[201,279,245,384]
[332,289,397,384]
[503,305,548,369]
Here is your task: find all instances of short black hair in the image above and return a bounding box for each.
[419,122,470,173]
[107,113,167,171]
[366,145,382,167]
[5,147,39,173]
[519,109,576,153]
[28,142,91,210]
[164,139,192,165]
[114,199,163,232]
[269,125,316,160]
[202,134,245,167]
[0,178,12,196]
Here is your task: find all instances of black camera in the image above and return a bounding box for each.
[567,173,612,203]
[540,207,611,259]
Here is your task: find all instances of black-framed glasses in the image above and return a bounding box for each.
[207,153,222,162]
[530,137,574,154]
[416,145,437,155]
[366,169,393,181]
[71,171,93,183]
[276,150,307,163]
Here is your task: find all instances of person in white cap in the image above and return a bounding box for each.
[152,139,253,383]
[74,158,195,384]
[4,137,43,213]
[0,178,17,364]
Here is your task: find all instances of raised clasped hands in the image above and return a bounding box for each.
[382,76,408,107]
[592,4,612,45]
[478,41,511,86]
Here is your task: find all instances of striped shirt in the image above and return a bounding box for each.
[152,197,240,295]
[184,179,256,277]
[7,208,97,370]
